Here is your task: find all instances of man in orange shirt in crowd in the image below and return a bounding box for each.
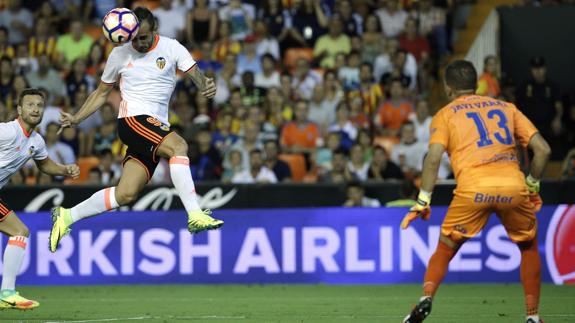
[375,78,414,136]
[402,60,549,323]
[280,100,320,154]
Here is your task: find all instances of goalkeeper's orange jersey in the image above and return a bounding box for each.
[429,95,538,188]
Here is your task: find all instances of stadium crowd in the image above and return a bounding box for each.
[0,0,574,189]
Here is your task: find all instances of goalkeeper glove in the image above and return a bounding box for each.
[401,190,431,230]
[526,174,542,212]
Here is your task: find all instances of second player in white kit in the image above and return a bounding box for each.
[49,7,222,253]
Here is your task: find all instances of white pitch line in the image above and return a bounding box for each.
[46,315,247,323]
[46,316,152,323]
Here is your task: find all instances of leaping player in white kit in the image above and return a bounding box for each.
[0,89,80,309]
[49,7,223,253]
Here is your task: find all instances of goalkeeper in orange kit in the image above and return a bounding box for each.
[402,60,549,323]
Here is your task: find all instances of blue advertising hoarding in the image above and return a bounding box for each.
[1,205,573,285]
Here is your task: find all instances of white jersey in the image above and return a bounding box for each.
[101,35,196,126]
[0,119,48,189]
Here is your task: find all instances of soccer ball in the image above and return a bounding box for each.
[102,8,139,44]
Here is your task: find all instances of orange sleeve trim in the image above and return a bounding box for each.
[183,63,197,74]
[104,187,112,210]
[169,156,190,165]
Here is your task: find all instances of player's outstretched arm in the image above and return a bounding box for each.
[59,83,113,133]
[401,143,445,229]
[35,158,80,179]
[187,66,216,98]
[527,133,551,181]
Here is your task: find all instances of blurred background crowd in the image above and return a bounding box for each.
[1,0,574,191]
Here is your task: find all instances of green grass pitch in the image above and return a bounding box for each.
[1,284,573,322]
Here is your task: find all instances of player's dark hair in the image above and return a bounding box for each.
[0,26,8,35]
[263,139,279,147]
[399,180,417,199]
[347,180,363,190]
[98,148,113,158]
[18,88,45,106]
[250,148,263,156]
[445,60,477,91]
[0,55,11,65]
[133,7,156,31]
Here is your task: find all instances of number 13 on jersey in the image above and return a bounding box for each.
[466,109,513,147]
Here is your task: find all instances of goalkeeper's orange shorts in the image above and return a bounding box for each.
[442,186,537,243]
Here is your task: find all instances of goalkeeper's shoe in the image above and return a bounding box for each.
[403,296,432,323]
[187,210,223,234]
[49,207,72,253]
[0,291,39,310]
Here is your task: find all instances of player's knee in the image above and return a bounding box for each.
[116,190,139,205]
[172,137,188,156]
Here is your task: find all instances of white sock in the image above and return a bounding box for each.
[1,236,28,291]
[526,315,540,322]
[169,156,201,212]
[70,187,119,224]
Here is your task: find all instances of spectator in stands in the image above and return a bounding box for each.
[4,74,27,114]
[339,50,361,91]
[409,98,432,144]
[28,17,57,60]
[237,35,262,75]
[343,180,381,207]
[337,0,363,37]
[376,0,408,38]
[308,83,336,134]
[347,144,369,181]
[98,149,121,186]
[153,0,187,40]
[476,55,501,98]
[313,16,351,69]
[357,129,374,161]
[55,18,93,67]
[218,0,255,41]
[375,78,414,136]
[349,96,369,129]
[316,131,342,172]
[247,105,277,141]
[385,179,417,207]
[323,69,344,108]
[374,37,399,83]
[391,121,427,175]
[355,62,383,116]
[319,148,356,183]
[280,72,295,103]
[0,56,13,104]
[414,0,448,56]
[361,15,384,64]
[287,0,328,47]
[229,121,264,170]
[86,43,105,76]
[380,49,418,90]
[516,56,563,157]
[214,53,240,105]
[66,58,95,106]
[232,148,278,183]
[72,84,102,141]
[0,0,33,45]
[191,129,222,181]
[45,122,76,166]
[213,111,239,154]
[328,102,357,150]
[186,0,218,45]
[255,53,280,89]
[254,20,280,60]
[85,167,102,185]
[89,103,117,156]
[399,18,430,63]
[265,86,292,128]
[212,21,241,62]
[25,53,66,105]
[34,1,61,33]
[0,27,15,59]
[197,42,222,75]
[367,146,404,181]
[291,58,321,100]
[280,100,320,154]
[258,0,290,43]
[239,71,265,107]
[264,139,292,182]
[222,149,244,183]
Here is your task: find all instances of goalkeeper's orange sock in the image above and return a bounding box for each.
[422,240,457,298]
[519,239,541,317]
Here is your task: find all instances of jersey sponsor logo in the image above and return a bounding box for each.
[545,205,575,285]
[156,57,166,70]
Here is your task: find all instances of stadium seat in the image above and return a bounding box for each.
[374,136,399,155]
[66,157,100,184]
[278,154,307,182]
[283,48,314,71]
